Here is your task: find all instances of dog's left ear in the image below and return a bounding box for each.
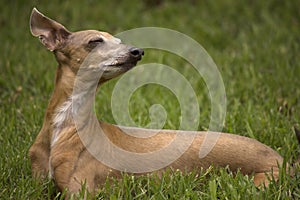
[30,8,71,51]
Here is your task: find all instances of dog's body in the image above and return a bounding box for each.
[29,8,294,195]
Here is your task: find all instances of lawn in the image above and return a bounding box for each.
[0,0,300,199]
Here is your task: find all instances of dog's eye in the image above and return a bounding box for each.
[88,38,104,44]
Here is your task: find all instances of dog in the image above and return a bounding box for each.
[29,8,298,196]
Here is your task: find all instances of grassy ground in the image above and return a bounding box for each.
[1,0,300,199]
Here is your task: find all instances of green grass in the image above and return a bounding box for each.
[1,0,300,199]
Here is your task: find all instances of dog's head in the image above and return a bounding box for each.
[29,8,144,82]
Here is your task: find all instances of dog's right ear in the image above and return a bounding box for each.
[30,8,71,51]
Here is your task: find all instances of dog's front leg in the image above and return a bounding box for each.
[29,123,51,178]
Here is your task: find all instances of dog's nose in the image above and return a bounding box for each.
[130,47,144,59]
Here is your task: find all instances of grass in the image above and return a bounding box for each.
[1,0,300,199]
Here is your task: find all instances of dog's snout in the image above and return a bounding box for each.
[129,47,144,59]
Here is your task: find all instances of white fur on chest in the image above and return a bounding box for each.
[51,98,72,146]
[49,91,88,178]
[51,91,86,146]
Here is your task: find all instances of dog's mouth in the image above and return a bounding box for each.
[105,50,143,69]
[102,51,143,76]
[105,60,139,71]
[106,61,137,67]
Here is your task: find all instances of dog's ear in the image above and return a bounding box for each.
[30,8,71,51]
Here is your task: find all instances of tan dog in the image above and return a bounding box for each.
[29,8,293,195]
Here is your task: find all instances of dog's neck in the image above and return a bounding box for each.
[47,49,100,116]
[48,60,104,146]
[48,64,74,112]
[45,63,77,145]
